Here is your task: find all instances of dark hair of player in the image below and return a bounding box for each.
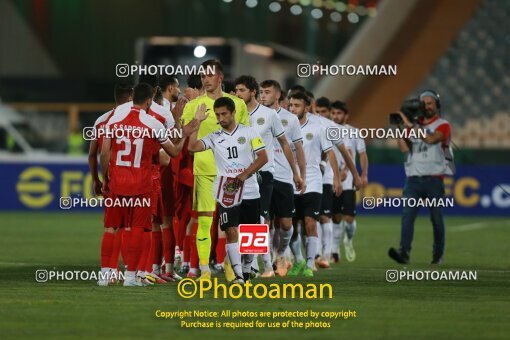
[331,100,349,114]
[201,59,223,75]
[288,84,306,95]
[153,87,164,105]
[133,83,153,105]
[213,97,235,113]
[114,83,133,105]
[260,79,282,93]
[138,74,159,88]
[235,75,259,96]
[222,79,236,94]
[187,74,203,90]
[159,75,178,91]
[289,91,311,106]
[316,97,331,109]
[305,90,315,100]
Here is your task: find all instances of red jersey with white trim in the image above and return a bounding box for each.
[105,107,169,196]
[147,102,175,182]
[93,109,115,151]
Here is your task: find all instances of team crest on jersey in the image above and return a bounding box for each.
[237,136,246,144]
[256,117,265,125]
[306,132,314,140]
[223,181,238,194]
[281,119,288,127]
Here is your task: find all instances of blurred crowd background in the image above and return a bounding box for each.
[0,0,508,214]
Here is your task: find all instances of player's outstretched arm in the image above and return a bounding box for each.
[338,143,361,189]
[277,135,304,192]
[237,148,268,182]
[88,139,102,195]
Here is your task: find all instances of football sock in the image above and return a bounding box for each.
[345,220,357,240]
[277,226,293,256]
[306,236,319,269]
[100,232,114,269]
[290,232,304,263]
[196,215,213,266]
[226,242,243,278]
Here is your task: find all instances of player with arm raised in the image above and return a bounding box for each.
[181,59,249,281]
[188,97,268,284]
[89,83,132,285]
[99,83,198,286]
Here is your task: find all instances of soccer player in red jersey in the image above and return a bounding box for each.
[89,83,132,286]
[99,83,198,287]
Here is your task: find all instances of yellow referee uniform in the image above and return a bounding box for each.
[182,92,250,211]
[182,92,249,267]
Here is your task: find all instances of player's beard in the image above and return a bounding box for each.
[424,110,436,118]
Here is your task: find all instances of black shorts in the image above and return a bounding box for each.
[217,199,260,231]
[258,171,274,219]
[270,180,295,219]
[320,184,333,217]
[332,189,357,216]
[294,192,322,221]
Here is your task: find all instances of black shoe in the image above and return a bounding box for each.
[388,247,409,264]
[431,253,443,264]
[242,272,251,282]
[180,265,190,275]
[332,253,340,263]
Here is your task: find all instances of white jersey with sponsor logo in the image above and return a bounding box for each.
[336,123,365,190]
[201,124,265,200]
[315,114,343,186]
[295,117,333,194]
[273,107,303,185]
[249,103,285,173]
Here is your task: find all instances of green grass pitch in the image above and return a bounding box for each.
[0,212,509,339]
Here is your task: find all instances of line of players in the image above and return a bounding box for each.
[89,59,368,286]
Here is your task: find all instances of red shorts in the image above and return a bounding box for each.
[160,165,175,217]
[151,177,164,224]
[103,192,152,230]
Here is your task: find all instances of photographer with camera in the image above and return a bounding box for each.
[388,90,453,265]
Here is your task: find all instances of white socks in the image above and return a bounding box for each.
[321,221,333,260]
[332,221,344,254]
[226,242,243,278]
[345,220,357,240]
[306,236,319,269]
[277,226,293,256]
[290,232,304,263]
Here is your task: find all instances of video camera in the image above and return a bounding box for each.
[389,98,425,125]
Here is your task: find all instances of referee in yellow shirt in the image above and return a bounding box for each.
[181,59,249,280]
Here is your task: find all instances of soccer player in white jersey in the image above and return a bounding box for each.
[330,100,369,262]
[235,76,304,278]
[286,92,342,278]
[314,97,340,268]
[259,80,307,277]
[188,97,268,284]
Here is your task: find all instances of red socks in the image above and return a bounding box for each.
[147,230,162,272]
[126,228,144,272]
[216,238,226,264]
[109,228,123,270]
[100,232,114,268]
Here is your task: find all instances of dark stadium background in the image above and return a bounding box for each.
[0,1,508,339]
